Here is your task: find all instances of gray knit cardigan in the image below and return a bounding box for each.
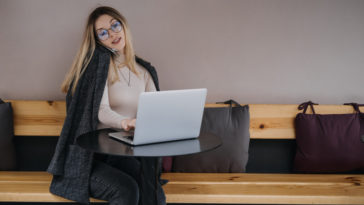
[47,44,165,204]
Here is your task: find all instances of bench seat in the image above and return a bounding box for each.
[2,100,364,204]
[0,171,363,204]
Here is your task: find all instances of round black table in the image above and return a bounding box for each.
[76,128,222,157]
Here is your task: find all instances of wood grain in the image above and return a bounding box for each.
[5,100,363,139]
[0,172,104,202]
[162,173,364,204]
[6,100,66,136]
[0,172,363,204]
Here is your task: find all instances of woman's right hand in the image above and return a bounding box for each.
[121,118,136,131]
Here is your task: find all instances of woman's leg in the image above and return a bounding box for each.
[89,159,139,205]
[105,155,141,179]
[105,155,167,205]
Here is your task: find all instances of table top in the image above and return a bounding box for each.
[76,129,222,157]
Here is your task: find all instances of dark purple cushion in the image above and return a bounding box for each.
[360,113,364,143]
[162,157,172,172]
[294,112,364,173]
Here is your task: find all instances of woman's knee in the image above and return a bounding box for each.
[110,178,139,205]
[90,160,140,204]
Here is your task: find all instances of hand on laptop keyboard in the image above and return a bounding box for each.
[121,118,136,131]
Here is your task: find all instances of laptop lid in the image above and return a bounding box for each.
[132,88,207,145]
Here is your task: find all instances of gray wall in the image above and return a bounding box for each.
[0,0,363,104]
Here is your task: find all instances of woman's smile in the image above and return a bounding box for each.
[112,37,121,45]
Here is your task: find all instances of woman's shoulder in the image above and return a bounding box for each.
[135,55,150,66]
[134,55,159,91]
[135,56,157,75]
[135,56,155,71]
[135,62,151,79]
[82,45,112,82]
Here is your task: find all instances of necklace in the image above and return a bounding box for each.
[115,57,131,87]
[117,66,130,87]
[124,68,131,87]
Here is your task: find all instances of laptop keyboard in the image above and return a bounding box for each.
[126,135,134,141]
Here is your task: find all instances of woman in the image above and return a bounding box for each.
[47,6,166,205]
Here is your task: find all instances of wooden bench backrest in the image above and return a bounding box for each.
[5,100,363,139]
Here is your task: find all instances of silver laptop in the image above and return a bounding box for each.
[108,88,207,146]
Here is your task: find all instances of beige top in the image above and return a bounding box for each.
[97,54,157,130]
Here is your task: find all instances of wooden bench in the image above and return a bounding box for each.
[0,100,363,204]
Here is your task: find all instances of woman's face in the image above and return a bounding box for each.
[95,14,126,53]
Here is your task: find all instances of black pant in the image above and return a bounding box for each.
[89,154,142,205]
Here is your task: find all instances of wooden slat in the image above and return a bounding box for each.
[0,171,51,182]
[161,173,364,185]
[249,104,362,139]
[5,100,66,136]
[162,173,364,204]
[164,184,364,204]
[1,172,363,204]
[5,100,364,139]
[0,182,105,202]
[0,172,105,202]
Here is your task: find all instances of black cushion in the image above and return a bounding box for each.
[0,99,16,170]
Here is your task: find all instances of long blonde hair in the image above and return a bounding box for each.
[61,6,138,95]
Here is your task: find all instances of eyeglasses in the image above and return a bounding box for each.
[96,20,123,41]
